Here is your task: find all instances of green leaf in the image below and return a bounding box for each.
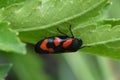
[0,64,12,80]
[0,0,108,31]
[98,19,120,26]
[82,40,120,59]
[0,22,26,54]
[0,0,25,8]
[79,19,120,59]
[18,0,109,44]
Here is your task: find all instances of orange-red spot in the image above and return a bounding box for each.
[40,39,48,50]
[40,39,54,53]
[63,38,73,48]
[54,37,61,46]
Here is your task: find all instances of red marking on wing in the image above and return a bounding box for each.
[63,38,73,48]
[40,39,54,53]
[54,37,61,46]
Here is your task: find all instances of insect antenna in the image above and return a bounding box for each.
[57,25,74,37]
[69,25,74,38]
[57,28,69,36]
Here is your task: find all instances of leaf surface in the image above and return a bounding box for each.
[0,22,26,54]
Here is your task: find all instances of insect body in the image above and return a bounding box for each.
[35,25,83,54]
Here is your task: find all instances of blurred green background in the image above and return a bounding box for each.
[1,0,120,80]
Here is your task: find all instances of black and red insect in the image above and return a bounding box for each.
[35,25,84,54]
